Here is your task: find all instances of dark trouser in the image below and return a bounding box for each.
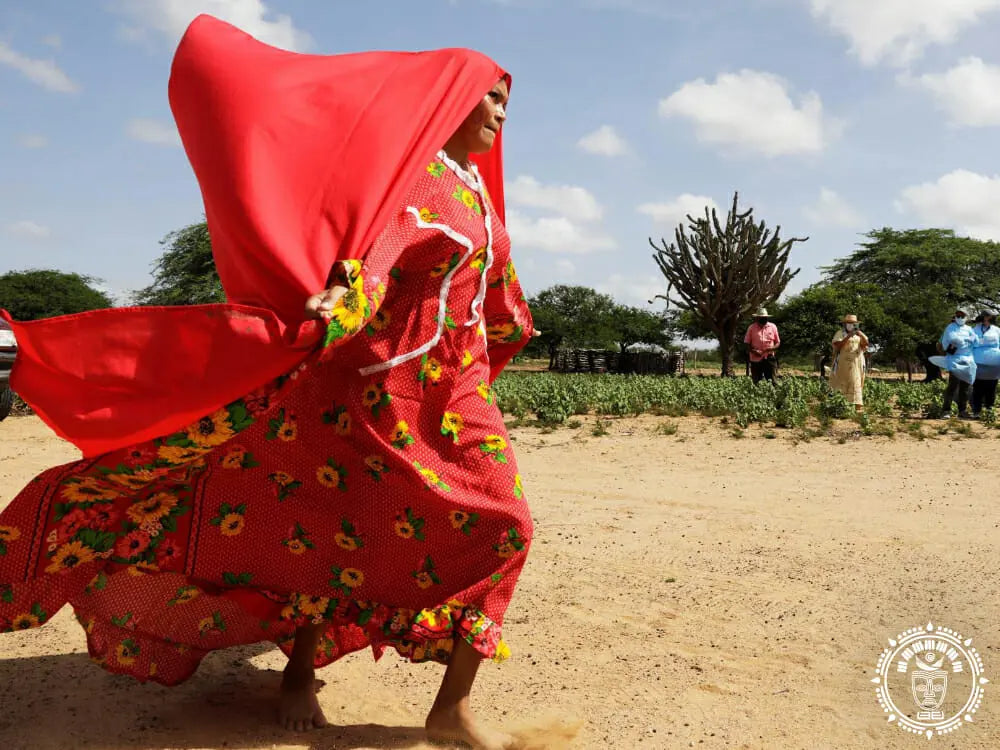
[750,358,775,384]
[943,374,970,414]
[972,379,998,414]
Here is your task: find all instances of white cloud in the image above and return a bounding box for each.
[595,273,666,308]
[810,0,1000,67]
[112,0,311,51]
[637,194,720,230]
[16,134,48,149]
[577,125,629,157]
[507,175,604,221]
[0,42,78,93]
[905,57,1000,127]
[486,0,693,20]
[506,209,616,254]
[5,221,51,239]
[126,118,182,147]
[658,70,837,157]
[803,188,864,227]
[896,169,1000,240]
[555,259,577,277]
[41,34,62,49]
[505,174,616,254]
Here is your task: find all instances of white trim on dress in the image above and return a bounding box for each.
[356,153,497,376]
[435,150,496,334]
[437,149,480,192]
[357,207,475,376]
[466,174,494,335]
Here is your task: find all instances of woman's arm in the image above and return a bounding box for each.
[483,256,534,382]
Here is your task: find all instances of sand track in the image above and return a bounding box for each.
[1,415,997,749]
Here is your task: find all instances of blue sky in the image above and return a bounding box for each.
[3,0,1000,311]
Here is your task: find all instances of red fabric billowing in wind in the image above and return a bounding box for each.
[3,14,508,458]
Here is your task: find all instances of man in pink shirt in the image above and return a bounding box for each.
[744,308,780,383]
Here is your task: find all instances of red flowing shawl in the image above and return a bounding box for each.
[2,14,508,458]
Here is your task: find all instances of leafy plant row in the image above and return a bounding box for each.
[492,374,948,428]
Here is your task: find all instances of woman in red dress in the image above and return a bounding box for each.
[0,15,533,750]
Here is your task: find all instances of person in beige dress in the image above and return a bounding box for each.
[830,314,869,413]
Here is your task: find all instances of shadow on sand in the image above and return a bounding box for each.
[0,643,429,750]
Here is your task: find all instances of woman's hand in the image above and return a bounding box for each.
[304,286,349,320]
[532,329,543,338]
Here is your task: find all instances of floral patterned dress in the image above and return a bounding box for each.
[0,151,534,685]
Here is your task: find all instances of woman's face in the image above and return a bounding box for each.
[452,79,509,155]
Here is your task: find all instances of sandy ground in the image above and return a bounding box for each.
[1,414,999,750]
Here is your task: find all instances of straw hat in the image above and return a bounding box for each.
[754,308,770,318]
[842,314,858,324]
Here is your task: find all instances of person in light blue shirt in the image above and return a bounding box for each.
[929,309,977,417]
[971,311,1000,416]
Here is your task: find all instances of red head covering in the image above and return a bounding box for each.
[171,14,508,326]
[3,14,509,456]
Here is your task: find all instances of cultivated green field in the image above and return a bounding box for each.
[493,373,964,436]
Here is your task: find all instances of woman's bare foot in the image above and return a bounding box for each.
[278,665,328,732]
[426,700,515,749]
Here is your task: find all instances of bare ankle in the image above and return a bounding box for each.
[283,622,324,686]
[282,662,315,687]
[429,695,468,717]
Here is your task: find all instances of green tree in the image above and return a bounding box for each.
[664,307,755,372]
[773,282,892,360]
[0,269,112,320]
[650,192,806,375]
[524,285,618,360]
[663,308,715,342]
[822,228,999,364]
[825,228,1000,311]
[611,305,671,352]
[132,221,225,306]
[524,286,671,363]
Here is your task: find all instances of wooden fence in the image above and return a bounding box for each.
[550,349,685,375]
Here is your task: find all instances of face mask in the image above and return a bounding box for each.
[956,317,966,324]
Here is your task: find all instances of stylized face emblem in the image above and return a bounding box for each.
[911,673,947,710]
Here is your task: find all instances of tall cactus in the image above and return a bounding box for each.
[650,192,806,376]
